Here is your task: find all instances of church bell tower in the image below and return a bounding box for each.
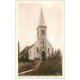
[37,8,47,59]
[37,9,47,41]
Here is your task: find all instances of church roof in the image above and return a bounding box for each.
[38,8,46,26]
[20,46,30,55]
[20,43,36,55]
[28,43,35,49]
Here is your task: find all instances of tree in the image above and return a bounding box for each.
[18,41,21,62]
[52,49,62,75]
[18,41,20,54]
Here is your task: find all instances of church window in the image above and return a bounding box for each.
[48,48,49,53]
[43,41,44,45]
[42,29,45,35]
[37,47,38,53]
[52,48,53,52]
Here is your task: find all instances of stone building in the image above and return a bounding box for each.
[20,9,54,60]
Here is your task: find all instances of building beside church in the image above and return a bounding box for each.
[20,9,54,60]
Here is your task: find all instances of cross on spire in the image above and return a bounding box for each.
[38,8,46,26]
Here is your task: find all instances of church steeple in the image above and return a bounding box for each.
[37,8,47,40]
[38,8,46,26]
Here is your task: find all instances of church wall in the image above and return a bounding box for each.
[46,40,53,57]
[34,41,39,58]
[28,41,40,60]
[28,46,35,60]
[28,39,53,60]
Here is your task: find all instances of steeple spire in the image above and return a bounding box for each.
[38,8,46,26]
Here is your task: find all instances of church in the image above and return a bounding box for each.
[20,9,54,60]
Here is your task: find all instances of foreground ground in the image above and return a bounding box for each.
[19,59,62,76]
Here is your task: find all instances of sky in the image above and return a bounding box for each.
[17,0,64,53]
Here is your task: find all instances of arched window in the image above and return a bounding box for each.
[43,41,44,45]
[37,47,38,53]
[52,48,54,52]
[42,29,45,35]
[48,48,49,53]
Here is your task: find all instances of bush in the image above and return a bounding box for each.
[52,49,62,75]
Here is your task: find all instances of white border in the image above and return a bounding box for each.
[16,0,64,79]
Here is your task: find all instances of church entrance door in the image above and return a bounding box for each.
[41,51,46,61]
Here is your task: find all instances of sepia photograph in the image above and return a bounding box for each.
[16,0,64,78]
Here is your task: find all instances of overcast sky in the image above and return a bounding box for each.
[17,0,64,53]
